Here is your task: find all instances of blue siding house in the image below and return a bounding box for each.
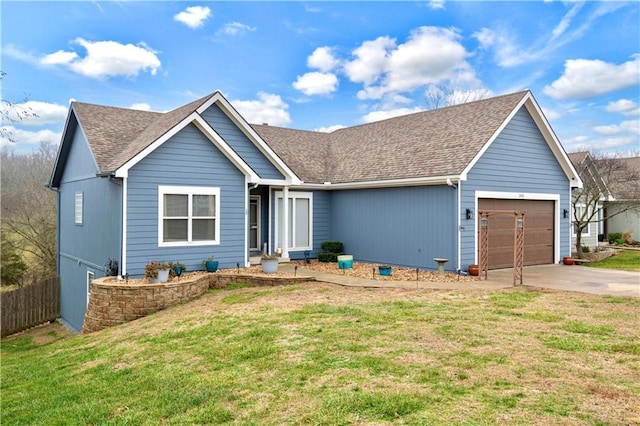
[50,90,581,332]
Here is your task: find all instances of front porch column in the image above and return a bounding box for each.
[282,186,289,259]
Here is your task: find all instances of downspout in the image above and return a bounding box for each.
[282,186,289,259]
[456,181,462,271]
[244,176,249,267]
[121,176,128,277]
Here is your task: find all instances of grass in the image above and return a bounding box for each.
[586,249,640,271]
[2,284,639,425]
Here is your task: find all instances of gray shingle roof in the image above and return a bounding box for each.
[606,156,640,201]
[254,91,529,183]
[73,93,213,172]
[72,90,530,183]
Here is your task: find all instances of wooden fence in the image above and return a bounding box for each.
[1,277,60,337]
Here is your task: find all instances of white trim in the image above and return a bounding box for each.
[475,191,561,264]
[249,195,261,251]
[460,93,582,188]
[298,175,462,190]
[197,92,302,185]
[121,177,128,276]
[268,187,273,255]
[114,112,260,182]
[275,190,313,253]
[282,187,289,258]
[157,185,221,247]
[244,177,250,267]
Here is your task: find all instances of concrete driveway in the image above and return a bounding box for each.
[485,264,640,297]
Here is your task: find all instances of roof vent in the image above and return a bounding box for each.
[262,123,269,126]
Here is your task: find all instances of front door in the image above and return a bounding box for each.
[249,196,260,251]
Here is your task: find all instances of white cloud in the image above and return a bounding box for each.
[544,55,640,100]
[40,38,161,79]
[605,99,640,117]
[550,2,584,42]
[130,103,152,111]
[0,126,62,147]
[350,27,476,101]
[307,47,339,73]
[343,36,395,86]
[428,0,445,10]
[293,72,339,96]
[217,22,257,36]
[473,27,536,67]
[174,6,211,29]
[541,107,562,121]
[314,124,346,133]
[232,92,291,126]
[361,106,423,124]
[1,101,67,126]
[593,124,622,136]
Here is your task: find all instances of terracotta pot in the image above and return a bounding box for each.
[468,264,480,276]
[563,257,574,265]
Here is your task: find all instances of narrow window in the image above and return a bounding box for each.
[75,192,83,225]
[276,191,313,251]
[86,270,94,307]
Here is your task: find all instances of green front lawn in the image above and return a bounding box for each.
[586,249,640,271]
[2,284,639,425]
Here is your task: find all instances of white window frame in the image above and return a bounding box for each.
[572,204,591,237]
[275,191,313,252]
[158,185,220,247]
[75,192,83,225]
[86,270,94,307]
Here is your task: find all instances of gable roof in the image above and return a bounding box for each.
[50,91,300,187]
[51,89,580,189]
[254,90,581,187]
[602,156,640,201]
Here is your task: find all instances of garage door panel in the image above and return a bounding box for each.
[479,199,555,269]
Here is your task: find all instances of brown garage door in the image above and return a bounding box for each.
[478,199,554,269]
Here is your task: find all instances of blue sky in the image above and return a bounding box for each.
[1,1,639,155]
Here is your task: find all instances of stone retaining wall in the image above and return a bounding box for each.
[82,273,314,333]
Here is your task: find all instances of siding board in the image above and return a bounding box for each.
[460,107,571,268]
[201,105,284,180]
[330,186,456,269]
[126,123,246,276]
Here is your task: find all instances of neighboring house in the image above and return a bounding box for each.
[604,156,640,241]
[49,90,581,331]
[567,152,611,251]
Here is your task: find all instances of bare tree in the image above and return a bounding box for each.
[424,84,491,110]
[1,142,58,279]
[1,71,38,143]
[570,151,640,258]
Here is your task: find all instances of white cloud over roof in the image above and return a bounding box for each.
[40,38,161,79]
[231,92,291,127]
[174,6,211,29]
[543,54,640,100]
[2,101,67,126]
[293,72,339,96]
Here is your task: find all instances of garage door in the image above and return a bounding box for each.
[478,199,554,269]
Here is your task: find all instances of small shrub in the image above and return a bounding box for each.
[622,230,633,244]
[616,238,625,245]
[320,241,343,253]
[607,232,622,243]
[318,252,339,262]
[581,246,590,253]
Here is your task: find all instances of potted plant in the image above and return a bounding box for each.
[261,254,279,274]
[378,265,392,276]
[202,256,218,273]
[169,261,186,277]
[468,264,480,276]
[144,261,171,283]
[562,256,574,265]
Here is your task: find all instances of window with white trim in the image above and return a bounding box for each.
[75,192,83,225]
[573,205,591,237]
[275,191,312,251]
[158,186,220,246]
[86,270,94,307]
